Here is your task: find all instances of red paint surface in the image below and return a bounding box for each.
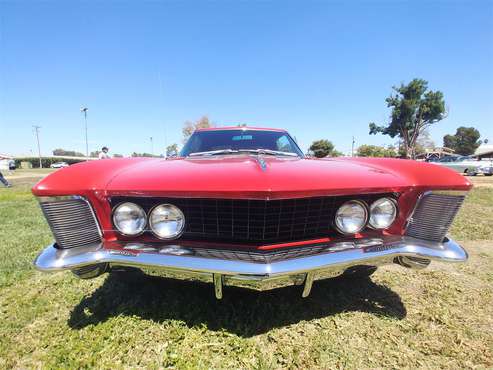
[32,141,472,248]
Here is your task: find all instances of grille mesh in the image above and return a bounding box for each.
[110,194,393,243]
[40,197,101,249]
[405,193,465,242]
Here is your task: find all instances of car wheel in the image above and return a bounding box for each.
[339,265,377,279]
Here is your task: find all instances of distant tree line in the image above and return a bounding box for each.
[443,127,482,155]
[52,148,85,157]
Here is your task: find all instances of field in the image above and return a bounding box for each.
[0,171,492,369]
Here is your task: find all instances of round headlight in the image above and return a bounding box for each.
[113,202,147,236]
[335,200,368,234]
[369,198,397,229]
[149,204,185,239]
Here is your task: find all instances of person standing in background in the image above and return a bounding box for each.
[98,146,110,159]
[0,170,11,187]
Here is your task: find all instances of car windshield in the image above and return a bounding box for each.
[439,156,460,162]
[180,129,304,157]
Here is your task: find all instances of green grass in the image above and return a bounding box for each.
[0,180,492,368]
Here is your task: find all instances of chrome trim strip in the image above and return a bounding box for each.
[37,195,103,238]
[34,237,467,276]
[430,190,469,196]
[33,236,467,298]
[37,195,87,203]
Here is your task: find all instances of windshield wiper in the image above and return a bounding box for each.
[238,149,299,157]
[188,149,239,157]
[188,148,299,157]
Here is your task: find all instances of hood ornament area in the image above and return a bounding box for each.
[252,155,267,172]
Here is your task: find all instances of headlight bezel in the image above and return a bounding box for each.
[368,197,398,230]
[334,200,369,235]
[149,203,186,240]
[112,202,147,236]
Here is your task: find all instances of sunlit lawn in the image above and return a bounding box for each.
[0,177,492,368]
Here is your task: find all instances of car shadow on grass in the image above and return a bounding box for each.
[68,270,406,337]
[68,272,406,337]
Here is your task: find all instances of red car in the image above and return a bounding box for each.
[33,127,471,299]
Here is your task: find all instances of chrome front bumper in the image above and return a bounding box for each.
[33,236,467,299]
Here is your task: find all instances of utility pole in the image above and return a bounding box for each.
[80,107,89,158]
[150,136,154,156]
[158,71,168,149]
[351,136,356,157]
[33,125,42,168]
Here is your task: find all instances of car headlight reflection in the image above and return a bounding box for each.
[149,204,185,239]
[335,200,368,234]
[369,197,397,229]
[113,202,147,236]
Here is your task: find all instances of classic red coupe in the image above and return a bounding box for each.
[33,127,471,299]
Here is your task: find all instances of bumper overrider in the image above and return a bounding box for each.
[34,236,467,299]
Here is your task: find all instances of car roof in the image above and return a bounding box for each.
[195,126,287,133]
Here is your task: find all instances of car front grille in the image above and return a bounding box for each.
[110,194,393,244]
[39,197,102,249]
[405,192,465,242]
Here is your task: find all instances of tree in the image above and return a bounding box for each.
[415,129,435,155]
[89,151,100,158]
[369,78,446,159]
[52,148,85,157]
[182,116,213,142]
[166,143,178,157]
[357,145,397,158]
[113,154,124,158]
[309,139,339,158]
[443,126,482,155]
[131,152,155,157]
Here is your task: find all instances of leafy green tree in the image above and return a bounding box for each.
[309,139,338,158]
[443,126,482,155]
[182,116,213,142]
[131,152,155,157]
[369,78,446,159]
[357,145,397,157]
[166,143,178,157]
[52,148,85,157]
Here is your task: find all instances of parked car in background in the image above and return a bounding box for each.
[476,160,493,176]
[33,127,471,300]
[50,162,69,169]
[435,156,493,176]
[8,159,16,170]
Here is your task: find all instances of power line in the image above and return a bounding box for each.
[33,125,42,168]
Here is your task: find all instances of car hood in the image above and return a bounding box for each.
[105,155,471,199]
[32,155,471,199]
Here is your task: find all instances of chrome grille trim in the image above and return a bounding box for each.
[405,191,465,242]
[38,196,102,249]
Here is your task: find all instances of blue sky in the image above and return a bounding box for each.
[1,1,492,156]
